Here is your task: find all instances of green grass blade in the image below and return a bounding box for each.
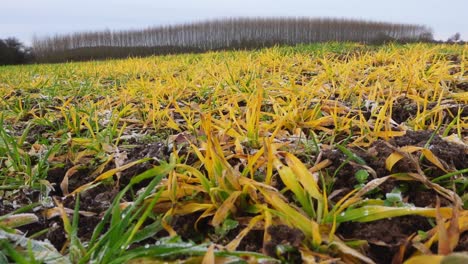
[326,205,453,223]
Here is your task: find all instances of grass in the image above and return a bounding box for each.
[0,42,467,263]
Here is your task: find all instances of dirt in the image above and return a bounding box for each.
[0,190,102,251]
[168,214,305,261]
[389,130,467,172]
[325,130,467,204]
[321,149,357,196]
[171,213,212,243]
[47,161,118,213]
[170,213,266,253]
[320,129,467,262]
[118,141,169,189]
[0,134,172,252]
[391,97,418,124]
[16,212,101,250]
[454,232,468,252]
[263,225,304,260]
[457,82,468,91]
[407,186,451,207]
[337,216,432,263]
[339,218,468,263]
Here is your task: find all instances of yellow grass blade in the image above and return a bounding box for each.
[284,153,323,200]
[202,244,215,264]
[172,203,213,215]
[0,213,39,228]
[420,149,448,173]
[70,158,151,195]
[259,188,321,246]
[226,215,264,251]
[60,164,83,196]
[404,255,444,264]
[273,157,313,216]
[329,239,376,264]
[385,146,422,171]
[212,191,242,227]
[385,146,448,172]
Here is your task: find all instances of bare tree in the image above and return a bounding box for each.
[31,17,434,63]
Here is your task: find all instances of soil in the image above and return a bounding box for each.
[263,225,304,260]
[325,130,467,204]
[389,130,467,172]
[17,212,102,250]
[391,97,418,124]
[322,129,467,262]
[171,213,212,243]
[0,190,101,250]
[454,232,468,252]
[407,186,451,207]
[457,82,468,91]
[161,213,305,261]
[392,97,468,130]
[337,216,432,263]
[171,213,266,253]
[0,135,173,252]
[118,141,169,189]
[234,230,265,252]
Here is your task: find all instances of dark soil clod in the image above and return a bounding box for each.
[338,216,432,263]
[264,225,305,259]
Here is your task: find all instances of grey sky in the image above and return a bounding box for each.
[1,0,466,45]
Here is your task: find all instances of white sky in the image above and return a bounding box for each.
[1,0,466,45]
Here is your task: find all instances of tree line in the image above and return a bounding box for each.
[2,17,436,64]
[32,17,433,62]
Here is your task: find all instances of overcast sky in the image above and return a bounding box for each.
[1,0,466,45]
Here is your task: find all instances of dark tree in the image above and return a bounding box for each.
[448,32,461,43]
[0,37,33,65]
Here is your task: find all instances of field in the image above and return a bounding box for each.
[0,43,467,263]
